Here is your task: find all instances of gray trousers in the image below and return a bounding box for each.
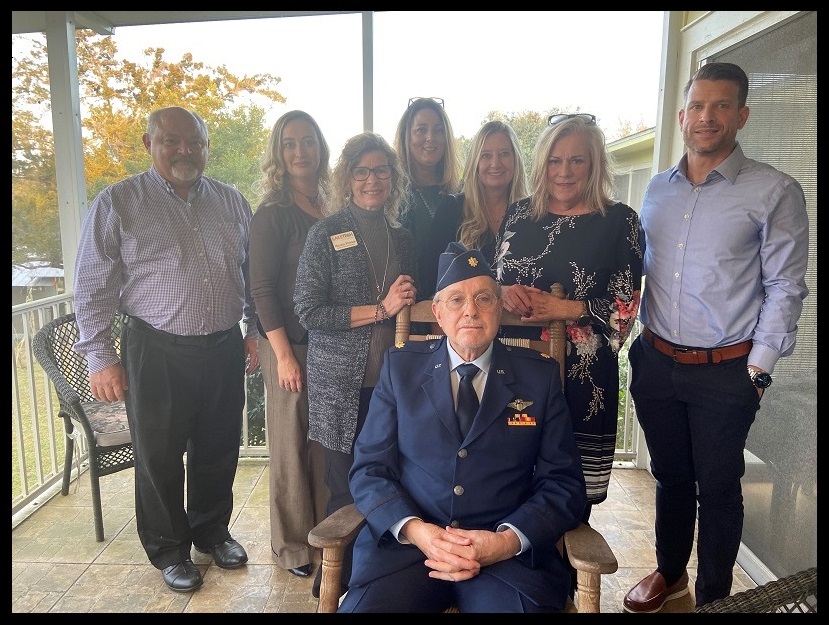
[259,336,328,569]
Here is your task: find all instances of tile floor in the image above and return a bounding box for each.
[12,459,756,613]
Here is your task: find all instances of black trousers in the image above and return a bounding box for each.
[121,320,246,570]
[628,334,759,606]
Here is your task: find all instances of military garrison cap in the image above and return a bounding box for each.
[436,242,495,291]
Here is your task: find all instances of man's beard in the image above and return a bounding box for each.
[171,161,200,183]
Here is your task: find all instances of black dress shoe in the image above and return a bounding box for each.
[288,563,313,577]
[195,538,248,569]
[162,559,203,593]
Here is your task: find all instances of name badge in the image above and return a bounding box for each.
[330,231,358,251]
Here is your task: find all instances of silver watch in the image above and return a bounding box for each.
[748,368,773,389]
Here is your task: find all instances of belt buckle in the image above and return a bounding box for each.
[678,348,709,365]
[671,345,691,361]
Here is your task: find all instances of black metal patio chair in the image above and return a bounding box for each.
[32,312,133,542]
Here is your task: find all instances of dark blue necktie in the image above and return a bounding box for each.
[456,363,480,438]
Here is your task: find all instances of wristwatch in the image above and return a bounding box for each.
[748,368,773,389]
[576,302,593,327]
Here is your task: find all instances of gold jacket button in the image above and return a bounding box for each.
[453,485,464,496]
[450,520,460,528]
[457,448,468,458]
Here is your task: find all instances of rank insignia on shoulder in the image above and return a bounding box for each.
[540,352,551,358]
[395,342,405,348]
[508,399,534,411]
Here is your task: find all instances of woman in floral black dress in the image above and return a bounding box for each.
[494,114,643,524]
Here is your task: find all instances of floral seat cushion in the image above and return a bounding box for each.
[79,401,131,447]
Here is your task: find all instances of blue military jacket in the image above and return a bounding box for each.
[348,336,587,609]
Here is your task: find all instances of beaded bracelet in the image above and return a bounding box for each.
[377,301,389,323]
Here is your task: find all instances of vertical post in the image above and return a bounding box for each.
[394,304,411,346]
[549,283,566,387]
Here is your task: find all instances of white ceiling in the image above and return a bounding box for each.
[12,11,356,35]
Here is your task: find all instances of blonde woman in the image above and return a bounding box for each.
[431,120,528,268]
[249,110,331,579]
[495,113,643,533]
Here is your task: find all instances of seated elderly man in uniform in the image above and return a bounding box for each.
[338,242,587,613]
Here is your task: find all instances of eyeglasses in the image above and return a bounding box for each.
[548,113,596,126]
[352,165,392,181]
[437,292,500,312]
[408,97,445,108]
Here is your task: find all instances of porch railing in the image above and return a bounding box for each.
[12,292,638,526]
[11,293,267,526]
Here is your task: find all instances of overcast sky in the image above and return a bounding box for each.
[105,11,665,156]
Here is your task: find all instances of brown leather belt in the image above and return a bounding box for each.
[641,327,751,365]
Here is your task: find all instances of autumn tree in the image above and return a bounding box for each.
[614,117,652,140]
[12,30,287,268]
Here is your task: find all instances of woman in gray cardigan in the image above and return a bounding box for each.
[294,132,417,597]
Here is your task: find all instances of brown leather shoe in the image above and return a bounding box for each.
[623,570,689,613]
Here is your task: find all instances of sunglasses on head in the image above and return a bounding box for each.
[548,113,596,126]
[408,97,445,108]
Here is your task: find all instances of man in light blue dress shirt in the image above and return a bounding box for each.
[623,63,809,612]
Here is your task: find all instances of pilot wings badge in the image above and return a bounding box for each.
[507,399,534,411]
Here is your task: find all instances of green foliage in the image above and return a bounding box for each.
[617,339,632,451]
[245,367,266,447]
[11,31,286,267]
[205,107,271,205]
[12,351,67,502]
[12,31,282,446]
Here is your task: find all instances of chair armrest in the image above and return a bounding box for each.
[564,523,618,613]
[308,503,366,613]
[308,510,618,613]
[564,522,618,575]
[308,502,365,551]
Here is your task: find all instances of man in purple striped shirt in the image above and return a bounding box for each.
[74,106,260,593]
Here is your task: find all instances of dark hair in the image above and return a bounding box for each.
[684,62,749,108]
[394,98,460,194]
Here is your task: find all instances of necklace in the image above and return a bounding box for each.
[354,213,391,303]
[414,187,437,218]
[292,185,323,212]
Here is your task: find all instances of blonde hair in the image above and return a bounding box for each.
[527,116,617,220]
[330,132,407,225]
[458,121,528,250]
[394,98,461,194]
[255,110,331,209]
